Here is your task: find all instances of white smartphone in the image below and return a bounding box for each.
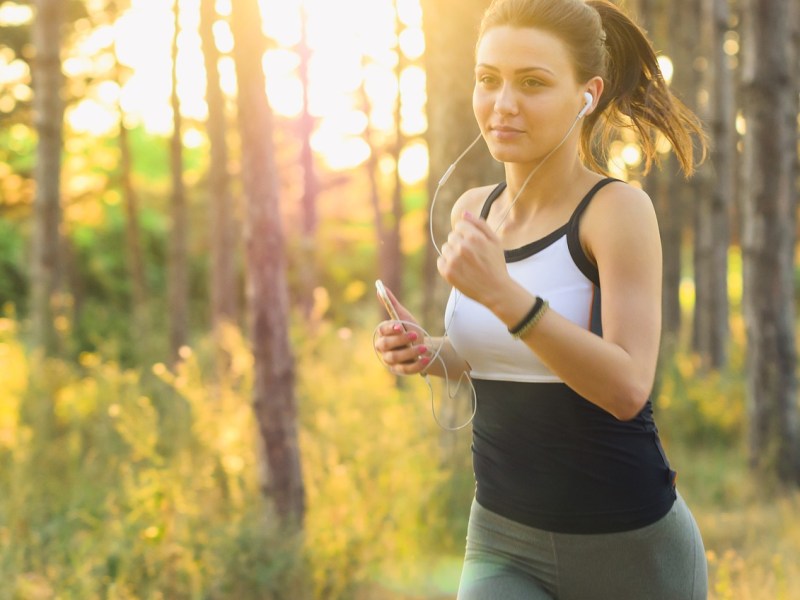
[375,279,401,321]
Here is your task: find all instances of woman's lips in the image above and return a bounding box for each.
[489,125,525,140]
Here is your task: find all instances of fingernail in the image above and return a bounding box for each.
[420,357,431,366]
[417,345,427,354]
[393,324,402,332]
[407,331,418,341]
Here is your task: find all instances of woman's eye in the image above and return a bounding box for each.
[521,78,541,88]
[477,75,497,86]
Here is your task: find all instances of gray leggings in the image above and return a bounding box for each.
[457,493,707,600]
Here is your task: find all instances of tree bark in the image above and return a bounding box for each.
[169,0,189,364]
[740,0,800,485]
[649,158,682,344]
[30,0,64,356]
[200,0,237,350]
[297,7,318,318]
[119,99,149,341]
[637,0,683,357]
[791,0,800,208]
[692,0,733,369]
[419,0,503,327]
[359,73,389,295]
[384,0,406,299]
[230,0,305,522]
[666,0,704,344]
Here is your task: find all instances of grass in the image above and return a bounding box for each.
[2,313,799,599]
[669,442,800,600]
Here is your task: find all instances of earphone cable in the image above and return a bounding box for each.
[376,107,586,430]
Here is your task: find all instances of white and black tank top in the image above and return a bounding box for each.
[445,179,607,381]
[445,178,677,534]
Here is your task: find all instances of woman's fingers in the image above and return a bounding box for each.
[376,322,423,345]
[384,344,428,366]
[375,322,431,372]
[385,346,432,375]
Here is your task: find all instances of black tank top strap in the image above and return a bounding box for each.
[568,177,621,223]
[479,182,507,220]
[566,177,622,287]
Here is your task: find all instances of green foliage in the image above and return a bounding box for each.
[295,317,463,597]
[0,314,467,598]
[67,200,165,358]
[671,444,800,600]
[123,125,208,186]
[0,123,35,176]
[1,297,799,598]
[0,319,309,599]
[656,345,746,447]
[64,196,221,364]
[0,220,27,311]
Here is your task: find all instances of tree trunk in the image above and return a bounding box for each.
[791,0,800,204]
[107,1,150,354]
[419,0,503,327]
[638,0,682,357]
[360,51,403,299]
[740,0,800,485]
[30,0,64,356]
[667,0,703,346]
[358,60,395,303]
[200,0,237,353]
[649,158,682,345]
[384,0,406,299]
[693,0,733,369]
[230,0,305,522]
[169,0,189,364]
[297,7,318,318]
[119,102,149,342]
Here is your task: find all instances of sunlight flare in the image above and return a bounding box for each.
[398,140,428,184]
[657,55,673,85]
[67,100,117,136]
[75,0,427,168]
[0,2,32,26]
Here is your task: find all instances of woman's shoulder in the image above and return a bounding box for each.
[580,178,660,262]
[450,183,502,227]
[585,178,656,224]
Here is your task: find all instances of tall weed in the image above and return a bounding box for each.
[0,320,307,599]
[2,305,799,599]
[295,317,461,598]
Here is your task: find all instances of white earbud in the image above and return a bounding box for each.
[577,92,593,119]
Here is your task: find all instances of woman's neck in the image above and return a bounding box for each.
[503,153,590,216]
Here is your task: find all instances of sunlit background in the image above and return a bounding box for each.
[0,0,430,183]
[0,0,720,188]
[0,0,744,190]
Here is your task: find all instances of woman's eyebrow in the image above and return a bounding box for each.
[475,63,555,76]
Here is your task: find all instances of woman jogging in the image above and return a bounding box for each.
[374,0,709,597]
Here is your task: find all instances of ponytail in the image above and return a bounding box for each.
[584,0,707,176]
[478,0,707,176]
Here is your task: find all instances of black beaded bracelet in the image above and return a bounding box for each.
[508,296,547,338]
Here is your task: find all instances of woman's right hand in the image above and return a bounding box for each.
[373,286,431,375]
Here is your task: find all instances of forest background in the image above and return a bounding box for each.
[1,0,799,598]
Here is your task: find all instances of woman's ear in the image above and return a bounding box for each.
[583,76,604,116]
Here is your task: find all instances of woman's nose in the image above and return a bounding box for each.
[494,83,519,116]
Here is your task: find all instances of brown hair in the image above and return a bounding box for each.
[477,0,707,175]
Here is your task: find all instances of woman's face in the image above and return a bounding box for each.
[473,25,586,164]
